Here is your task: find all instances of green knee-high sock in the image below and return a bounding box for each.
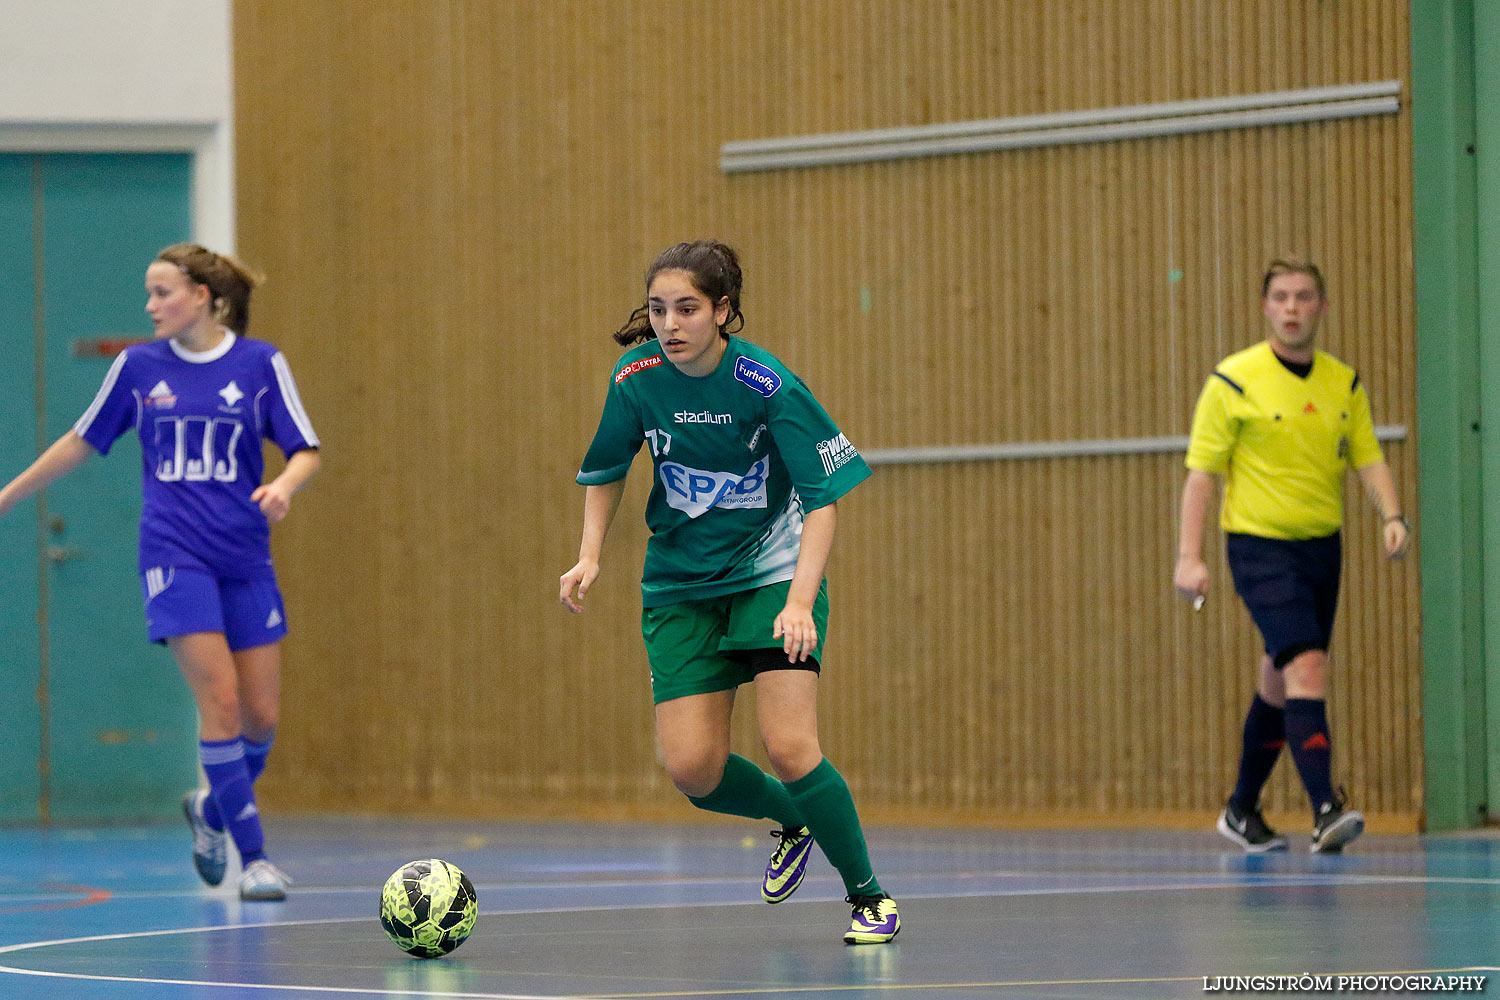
[687,753,806,828]
[785,758,883,897]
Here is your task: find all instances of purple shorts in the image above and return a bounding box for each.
[141,566,288,651]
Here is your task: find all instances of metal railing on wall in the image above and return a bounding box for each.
[720,80,1403,173]
[861,425,1408,466]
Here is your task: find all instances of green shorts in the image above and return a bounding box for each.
[640,579,829,704]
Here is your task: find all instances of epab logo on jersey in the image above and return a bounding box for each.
[659,456,769,518]
[734,357,781,397]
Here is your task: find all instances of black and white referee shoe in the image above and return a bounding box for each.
[1217,798,1290,853]
[1310,792,1365,854]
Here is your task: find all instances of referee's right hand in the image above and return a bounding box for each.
[1174,555,1210,606]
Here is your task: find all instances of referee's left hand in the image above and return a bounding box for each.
[1383,518,1410,560]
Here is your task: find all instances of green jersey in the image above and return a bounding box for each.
[578,336,872,607]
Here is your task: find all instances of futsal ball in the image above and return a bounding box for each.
[379,859,478,958]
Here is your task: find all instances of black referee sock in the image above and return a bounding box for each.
[1285,698,1335,812]
[1230,694,1285,812]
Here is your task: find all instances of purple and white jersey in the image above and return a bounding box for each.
[74,332,319,579]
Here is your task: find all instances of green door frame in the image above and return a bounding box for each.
[1412,0,1500,830]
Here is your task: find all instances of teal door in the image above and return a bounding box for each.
[0,153,199,823]
[0,157,42,822]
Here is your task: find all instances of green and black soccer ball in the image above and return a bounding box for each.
[379,858,477,958]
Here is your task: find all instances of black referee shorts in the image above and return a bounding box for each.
[1225,531,1342,669]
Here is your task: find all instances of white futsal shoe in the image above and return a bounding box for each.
[240,858,292,901]
[182,789,228,886]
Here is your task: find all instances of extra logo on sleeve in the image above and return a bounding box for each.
[734,357,782,397]
[615,355,663,384]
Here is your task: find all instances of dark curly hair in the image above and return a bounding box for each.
[613,240,745,346]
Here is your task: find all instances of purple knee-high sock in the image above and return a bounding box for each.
[203,736,273,829]
[199,738,266,864]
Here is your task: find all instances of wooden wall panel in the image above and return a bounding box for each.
[234,0,1418,827]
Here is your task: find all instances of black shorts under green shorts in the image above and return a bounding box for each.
[640,579,829,705]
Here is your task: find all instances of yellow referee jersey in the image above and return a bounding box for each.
[1185,341,1383,540]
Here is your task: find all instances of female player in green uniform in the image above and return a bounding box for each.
[559,240,898,944]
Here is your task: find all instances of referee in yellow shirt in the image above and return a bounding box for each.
[1174,258,1409,854]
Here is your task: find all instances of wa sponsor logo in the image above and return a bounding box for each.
[674,410,733,425]
[614,355,663,384]
[734,357,781,397]
[659,456,769,518]
[816,433,859,477]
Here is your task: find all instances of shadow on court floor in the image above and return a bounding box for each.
[0,817,1494,998]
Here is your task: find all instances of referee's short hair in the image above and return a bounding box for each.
[1261,256,1327,300]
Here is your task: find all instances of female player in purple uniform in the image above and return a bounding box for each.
[0,243,320,900]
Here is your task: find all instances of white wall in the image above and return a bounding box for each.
[0,0,235,249]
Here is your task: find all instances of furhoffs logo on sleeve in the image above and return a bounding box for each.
[615,355,663,384]
[734,357,781,397]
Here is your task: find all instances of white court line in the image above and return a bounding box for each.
[0,966,561,1000]
[0,913,588,998]
[0,874,1494,997]
[18,873,776,904]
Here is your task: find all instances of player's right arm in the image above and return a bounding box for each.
[559,478,627,613]
[4,347,136,518]
[564,358,648,613]
[0,432,97,518]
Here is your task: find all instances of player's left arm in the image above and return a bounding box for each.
[251,447,321,524]
[1355,461,1408,559]
[255,347,322,523]
[774,502,836,663]
[763,371,867,660]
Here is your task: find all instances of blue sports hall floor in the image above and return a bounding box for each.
[0,816,1495,999]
